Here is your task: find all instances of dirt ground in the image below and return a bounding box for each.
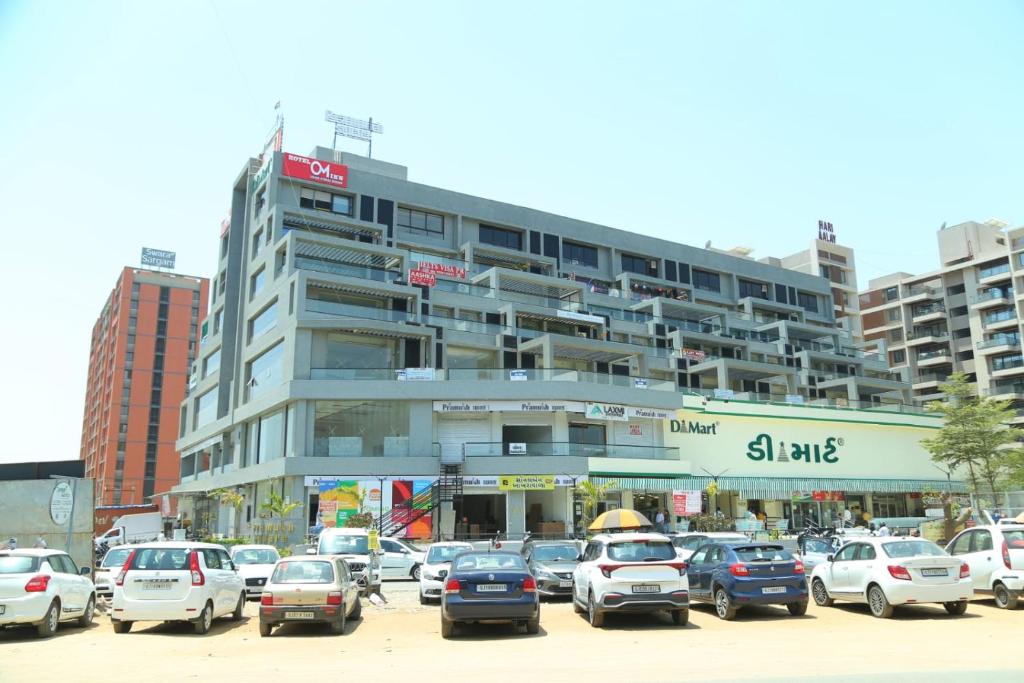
[2,581,1022,682]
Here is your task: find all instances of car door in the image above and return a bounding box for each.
[201,549,228,614]
[52,554,83,612]
[827,543,858,595]
[687,546,712,599]
[574,542,598,599]
[946,530,978,587]
[845,543,876,595]
[379,540,409,578]
[339,560,358,614]
[968,530,998,591]
[219,549,242,603]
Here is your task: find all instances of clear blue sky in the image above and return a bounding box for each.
[1,0,1021,464]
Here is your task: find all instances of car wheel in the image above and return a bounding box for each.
[330,609,347,634]
[812,579,833,607]
[37,600,60,637]
[259,621,272,637]
[419,592,428,605]
[994,583,1019,610]
[943,600,968,616]
[350,596,362,620]
[112,619,133,634]
[714,588,737,621]
[77,595,96,627]
[231,593,245,621]
[441,617,455,639]
[787,601,808,617]
[194,601,214,634]
[587,591,605,628]
[411,565,422,581]
[672,608,689,626]
[525,614,540,635]
[867,585,893,619]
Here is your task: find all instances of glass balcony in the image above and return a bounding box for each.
[306,300,417,323]
[979,262,1011,279]
[917,349,951,361]
[978,288,1014,301]
[295,256,402,283]
[977,336,1020,350]
[463,442,680,460]
[445,368,676,390]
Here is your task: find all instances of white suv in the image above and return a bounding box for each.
[316,528,382,594]
[111,542,246,634]
[0,549,96,637]
[572,532,689,627]
[946,524,1024,609]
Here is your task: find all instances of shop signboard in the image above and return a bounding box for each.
[681,349,706,362]
[672,490,702,516]
[633,378,649,389]
[418,262,467,280]
[509,370,528,381]
[311,477,436,538]
[408,268,437,287]
[586,402,628,422]
[434,400,585,413]
[318,480,360,527]
[499,475,556,491]
[507,442,527,455]
[463,475,577,488]
[281,152,348,188]
[398,367,435,381]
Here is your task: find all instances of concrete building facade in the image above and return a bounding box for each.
[80,267,209,505]
[173,147,920,545]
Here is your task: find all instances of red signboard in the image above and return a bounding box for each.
[409,268,436,287]
[281,153,348,188]
[681,349,706,362]
[418,262,467,280]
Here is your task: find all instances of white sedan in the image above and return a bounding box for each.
[418,542,473,604]
[810,537,972,618]
[229,545,280,599]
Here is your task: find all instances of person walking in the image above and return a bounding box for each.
[654,508,666,533]
[33,536,47,548]
[877,522,891,537]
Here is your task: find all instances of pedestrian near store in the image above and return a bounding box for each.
[33,536,46,548]
[6,538,16,550]
[655,508,666,533]
[842,507,852,528]
[877,522,891,537]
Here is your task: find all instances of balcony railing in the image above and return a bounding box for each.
[307,367,678,390]
[907,328,949,340]
[992,356,1024,372]
[917,349,951,361]
[985,382,1024,396]
[984,310,1016,325]
[306,300,417,323]
[979,262,1011,279]
[683,389,929,414]
[911,304,946,317]
[463,442,680,460]
[977,288,1014,302]
[914,372,948,384]
[977,336,1020,350]
[295,256,402,283]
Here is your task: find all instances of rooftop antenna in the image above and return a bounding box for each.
[325,110,383,158]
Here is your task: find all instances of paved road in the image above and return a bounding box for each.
[2,580,1021,682]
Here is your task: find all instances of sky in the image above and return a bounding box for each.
[0,0,1022,464]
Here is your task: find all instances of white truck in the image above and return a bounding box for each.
[94,511,162,549]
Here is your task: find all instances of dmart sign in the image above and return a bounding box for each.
[664,409,941,479]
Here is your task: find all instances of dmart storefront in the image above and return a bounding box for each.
[651,396,967,530]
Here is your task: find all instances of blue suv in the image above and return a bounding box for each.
[686,542,808,620]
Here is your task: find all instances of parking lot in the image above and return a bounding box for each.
[1,580,1022,682]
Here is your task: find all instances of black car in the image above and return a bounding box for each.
[440,551,539,638]
[522,541,581,598]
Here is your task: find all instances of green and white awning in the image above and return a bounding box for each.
[589,475,968,496]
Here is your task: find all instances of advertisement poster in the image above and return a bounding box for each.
[672,490,702,516]
[390,480,433,539]
[318,480,360,527]
[314,478,434,538]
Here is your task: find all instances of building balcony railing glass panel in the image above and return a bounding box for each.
[978,288,1015,301]
[295,256,403,283]
[979,262,1011,279]
[977,336,1020,350]
[423,314,503,336]
[445,367,677,390]
[463,442,680,460]
[311,439,441,458]
[984,382,1024,396]
[306,300,417,323]
[917,349,952,360]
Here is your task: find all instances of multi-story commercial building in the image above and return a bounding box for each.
[860,219,1024,418]
[173,147,952,546]
[81,267,209,505]
[771,237,861,342]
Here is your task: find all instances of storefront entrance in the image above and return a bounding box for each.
[524,489,569,538]
[454,493,505,539]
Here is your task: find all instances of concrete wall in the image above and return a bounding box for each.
[0,479,95,571]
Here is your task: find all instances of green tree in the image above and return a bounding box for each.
[575,479,617,534]
[208,488,246,538]
[261,489,301,520]
[921,372,1022,509]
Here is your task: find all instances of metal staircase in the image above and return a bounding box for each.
[376,463,463,538]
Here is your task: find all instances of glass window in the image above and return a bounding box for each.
[250,268,266,299]
[606,540,675,561]
[992,354,1024,371]
[331,195,352,215]
[734,546,793,562]
[948,532,972,556]
[446,346,497,369]
[891,349,906,364]
[692,269,720,293]
[232,548,280,565]
[397,207,444,236]
[689,548,708,565]
[887,308,902,321]
[249,302,279,342]
[797,292,819,313]
[247,342,284,400]
[314,400,410,457]
[453,553,527,571]
[271,560,335,584]
[256,410,285,462]
[530,544,579,562]
[739,279,770,300]
[563,241,598,268]
[854,545,877,561]
[195,387,218,429]
[569,422,605,445]
[319,534,369,555]
[202,349,221,378]
[426,544,473,563]
[833,544,857,561]
[884,287,898,301]
[974,530,993,552]
[128,547,190,570]
[880,540,946,558]
[479,225,523,251]
[325,332,398,370]
[621,253,656,276]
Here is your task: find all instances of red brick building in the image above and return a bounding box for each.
[80,267,209,505]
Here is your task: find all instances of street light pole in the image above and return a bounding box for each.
[377,477,386,533]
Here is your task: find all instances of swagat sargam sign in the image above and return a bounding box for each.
[662,408,943,479]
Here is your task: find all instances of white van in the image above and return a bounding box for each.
[315,529,382,595]
[111,542,245,634]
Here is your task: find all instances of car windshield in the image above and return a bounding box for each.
[453,553,527,572]
[735,546,792,562]
[128,547,190,570]
[531,545,579,562]
[1003,530,1024,548]
[399,541,422,552]
[881,540,947,558]
[101,548,133,568]
[271,561,335,584]
[426,545,471,563]
[320,535,369,555]
[0,555,39,574]
[607,540,676,562]
[803,538,832,554]
[233,549,280,565]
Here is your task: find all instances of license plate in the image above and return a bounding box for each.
[143,582,173,590]
[921,568,948,577]
[559,580,573,588]
[632,584,660,594]
[762,586,786,594]
[477,584,507,593]
[284,611,315,619]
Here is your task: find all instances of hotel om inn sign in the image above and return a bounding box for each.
[663,408,941,480]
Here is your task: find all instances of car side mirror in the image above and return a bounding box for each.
[80,566,92,575]
[826,554,834,562]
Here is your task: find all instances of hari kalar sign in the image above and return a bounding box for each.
[747,433,843,465]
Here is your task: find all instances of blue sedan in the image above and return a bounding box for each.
[686,542,808,620]
[440,551,539,638]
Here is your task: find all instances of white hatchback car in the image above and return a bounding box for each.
[0,549,96,637]
[111,542,246,634]
[810,537,972,618]
[419,542,473,603]
[572,532,689,627]
[229,545,280,599]
[946,524,1024,609]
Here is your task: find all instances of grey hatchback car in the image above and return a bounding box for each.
[522,541,581,597]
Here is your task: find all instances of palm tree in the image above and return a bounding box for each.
[208,488,245,538]
[575,479,617,535]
